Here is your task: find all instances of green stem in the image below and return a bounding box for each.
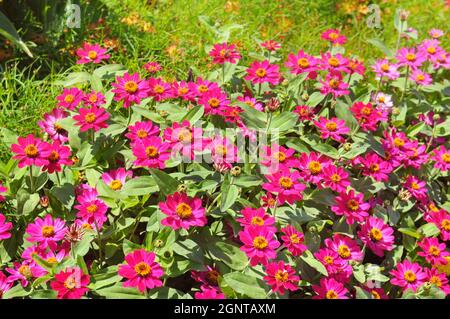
[400,66,410,103]
[56,171,62,187]
[94,220,104,266]
[29,167,34,193]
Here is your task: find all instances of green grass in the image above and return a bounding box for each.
[0,0,448,160]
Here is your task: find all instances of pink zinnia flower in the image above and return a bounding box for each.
[312,277,349,299]
[353,152,392,182]
[6,262,46,287]
[206,136,239,165]
[297,151,331,184]
[261,40,281,52]
[426,268,450,295]
[237,95,263,111]
[188,77,220,97]
[294,105,315,121]
[198,89,230,116]
[143,61,162,73]
[244,60,280,85]
[38,108,69,143]
[262,168,306,205]
[41,141,73,174]
[112,72,149,108]
[56,87,83,110]
[260,144,296,172]
[285,50,320,75]
[321,53,349,72]
[209,42,241,64]
[195,286,225,299]
[25,214,67,249]
[0,183,6,202]
[0,214,12,241]
[426,210,450,241]
[358,217,394,257]
[325,234,363,262]
[51,267,90,299]
[148,77,173,101]
[76,43,109,64]
[418,237,449,266]
[171,81,194,101]
[320,71,349,98]
[159,192,207,230]
[11,134,50,168]
[348,58,366,75]
[264,261,300,295]
[239,226,280,266]
[350,101,387,132]
[331,190,370,225]
[396,47,426,69]
[372,92,393,113]
[433,146,450,171]
[236,207,276,231]
[321,29,347,45]
[280,225,307,257]
[390,260,427,292]
[191,266,220,288]
[83,91,106,107]
[372,59,400,80]
[102,168,133,191]
[314,117,349,143]
[314,248,353,281]
[163,120,203,160]
[132,136,171,169]
[322,165,350,192]
[404,175,427,201]
[126,120,160,144]
[73,105,110,132]
[0,272,13,298]
[118,249,164,292]
[74,188,108,227]
[418,39,444,60]
[410,69,432,86]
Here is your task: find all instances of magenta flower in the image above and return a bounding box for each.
[26,215,67,249]
[132,136,171,169]
[314,116,349,143]
[0,183,6,202]
[0,271,13,298]
[51,267,90,299]
[73,105,110,132]
[206,136,239,165]
[396,47,426,69]
[404,175,427,201]
[236,207,276,231]
[76,43,109,64]
[38,108,69,143]
[372,59,400,80]
[41,141,73,174]
[163,120,203,160]
[148,77,173,101]
[237,95,263,111]
[195,286,225,299]
[239,226,280,266]
[280,225,307,257]
[56,87,83,110]
[191,266,220,288]
[11,134,51,168]
[417,237,449,266]
[262,168,306,205]
[426,210,450,241]
[159,192,207,230]
[321,53,349,72]
[244,60,280,85]
[143,61,162,73]
[314,248,352,281]
[331,190,370,225]
[322,164,350,192]
[101,168,133,191]
[188,77,220,97]
[83,91,106,107]
[390,260,427,292]
[350,101,387,132]
[171,81,195,101]
[74,188,108,227]
[118,249,164,292]
[353,152,392,182]
[426,268,450,295]
[325,234,363,263]
[260,40,281,52]
[6,261,46,287]
[296,151,332,184]
[321,29,347,45]
[264,261,300,295]
[126,120,160,144]
[260,144,296,172]
[0,214,12,241]
[319,71,349,98]
[285,50,320,75]
[410,69,432,86]
[358,217,394,257]
[209,42,241,64]
[198,89,231,116]
[111,72,149,108]
[433,146,450,171]
[312,277,349,299]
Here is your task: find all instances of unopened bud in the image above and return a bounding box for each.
[266,98,280,112]
[154,239,164,248]
[302,93,309,101]
[231,166,242,176]
[343,143,352,152]
[399,9,409,21]
[40,196,49,208]
[177,184,187,193]
[392,107,400,115]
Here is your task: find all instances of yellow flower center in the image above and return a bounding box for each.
[430,276,442,287]
[208,98,220,108]
[253,236,268,250]
[88,94,98,103]
[370,163,379,172]
[406,53,416,61]
[371,290,381,299]
[46,257,58,264]
[64,275,77,289]
[297,58,310,68]
[442,153,450,163]
[411,182,420,190]
[178,87,188,95]
[308,161,322,174]
[331,174,341,182]
[370,228,383,241]
[251,216,264,226]
[64,94,75,103]
[325,121,337,131]
[378,96,385,103]
[361,106,372,116]
[88,50,98,59]
[275,270,289,283]
[175,203,193,219]
[145,146,158,158]
[328,79,340,89]
[324,255,334,265]
[347,199,359,211]
[124,81,138,93]
[393,138,405,147]
[41,225,55,238]
[154,85,165,94]
[255,68,267,77]
[404,270,416,283]
[290,234,301,244]
[338,245,351,259]
[198,85,208,93]
[24,144,39,158]
[48,151,60,163]
[416,74,425,81]
[328,57,340,67]
[427,47,436,54]
[82,223,93,230]
[328,32,339,40]
[274,151,286,162]
[87,204,98,214]
[441,219,450,231]
[18,265,32,279]
[136,129,148,139]
[279,176,293,189]
[134,261,152,277]
[215,145,227,156]
[381,63,390,72]
[109,180,123,190]
[84,112,96,124]
[429,246,441,257]
[326,290,338,299]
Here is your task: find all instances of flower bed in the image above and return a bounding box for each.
[0,23,449,299]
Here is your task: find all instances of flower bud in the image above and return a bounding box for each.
[266,98,280,112]
[302,93,309,101]
[231,166,242,176]
[40,196,49,208]
[177,184,187,193]
[154,239,164,248]
[343,143,352,152]
[392,107,400,115]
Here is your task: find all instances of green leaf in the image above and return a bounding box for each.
[121,176,158,196]
[233,175,262,188]
[398,227,421,239]
[222,272,267,299]
[305,92,325,107]
[300,250,328,276]
[354,286,372,299]
[123,239,142,255]
[367,38,393,58]
[149,169,179,196]
[205,241,248,271]
[73,232,95,257]
[182,106,204,124]
[0,11,32,57]
[418,223,440,237]
[406,122,425,137]
[239,103,266,129]
[269,112,298,131]
[95,284,146,299]
[2,284,30,299]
